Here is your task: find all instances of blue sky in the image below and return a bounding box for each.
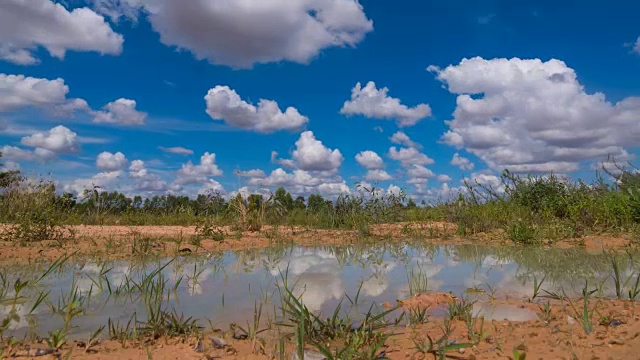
[1,0,639,201]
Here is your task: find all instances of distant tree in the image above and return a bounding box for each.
[406,198,417,208]
[293,196,306,210]
[133,195,143,209]
[307,194,326,213]
[274,187,293,211]
[247,194,264,210]
[0,152,22,188]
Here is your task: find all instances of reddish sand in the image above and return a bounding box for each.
[4,294,640,359]
[0,223,634,264]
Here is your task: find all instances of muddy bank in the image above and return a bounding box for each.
[0,223,635,264]
[4,296,640,359]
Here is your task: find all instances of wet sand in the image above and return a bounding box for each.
[5,295,640,359]
[0,222,635,264]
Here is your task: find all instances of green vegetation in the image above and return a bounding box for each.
[2,151,640,245]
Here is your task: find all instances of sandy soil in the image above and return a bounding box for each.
[4,295,640,359]
[0,223,635,264]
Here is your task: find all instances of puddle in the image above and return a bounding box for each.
[0,243,636,339]
[473,302,538,322]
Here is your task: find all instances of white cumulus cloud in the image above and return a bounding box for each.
[355,150,384,170]
[175,152,223,185]
[388,147,434,167]
[63,170,122,196]
[407,165,435,184]
[246,168,350,198]
[205,85,308,132]
[0,0,123,65]
[429,56,640,173]
[129,160,147,178]
[96,151,128,171]
[390,131,421,149]
[436,174,452,183]
[0,74,89,113]
[292,131,343,172]
[365,169,392,181]
[93,98,147,125]
[450,153,475,171]
[340,81,431,127]
[90,0,372,68]
[21,125,79,154]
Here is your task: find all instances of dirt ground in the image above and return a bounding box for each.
[4,295,640,359]
[0,222,635,264]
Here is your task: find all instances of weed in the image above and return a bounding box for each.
[512,345,527,360]
[413,319,473,360]
[447,297,475,321]
[85,325,105,352]
[537,301,554,322]
[465,312,487,345]
[530,275,546,302]
[406,306,429,326]
[566,281,597,334]
[406,265,429,297]
[46,328,67,350]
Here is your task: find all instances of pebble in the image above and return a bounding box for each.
[608,338,625,345]
[209,336,227,349]
[290,350,327,360]
[567,316,576,325]
[608,319,623,327]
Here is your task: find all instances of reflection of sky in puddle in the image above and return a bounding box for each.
[0,244,636,338]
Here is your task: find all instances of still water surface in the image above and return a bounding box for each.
[1,243,635,338]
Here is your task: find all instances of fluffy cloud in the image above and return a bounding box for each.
[63,170,123,196]
[0,144,59,164]
[244,131,348,197]
[205,86,308,132]
[340,82,432,127]
[0,74,88,113]
[412,182,465,204]
[406,165,435,184]
[365,169,392,181]
[96,151,128,171]
[450,153,474,171]
[388,147,434,167]
[390,131,421,149]
[271,151,297,169]
[21,125,79,154]
[292,131,343,172]
[158,146,193,155]
[462,172,505,193]
[249,168,323,188]
[93,98,147,125]
[355,150,384,170]
[0,0,124,65]
[198,180,226,196]
[386,184,402,197]
[175,152,223,185]
[246,168,350,198]
[129,160,148,178]
[429,57,640,173]
[436,174,452,183]
[127,159,167,192]
[634,37,640,54]
[90,0,372,68]
[0,0,122,65]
